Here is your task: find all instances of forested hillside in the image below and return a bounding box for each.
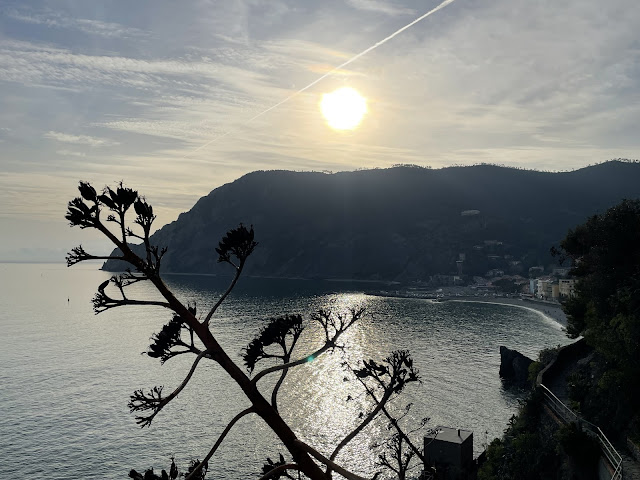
[103,160,640,281]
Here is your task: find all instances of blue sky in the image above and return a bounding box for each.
[1,0,638,261]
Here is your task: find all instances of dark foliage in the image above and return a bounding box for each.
[215,223,257,267]
[554,199,640,432]
[353,350,419,395]
[243,314,303,372]
[261,454,295,480]
[129,457,188,480]
[147,315,183,362]
[557,422,599,469]
[478,393,563,480]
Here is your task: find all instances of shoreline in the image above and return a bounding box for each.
[438,296,567,327]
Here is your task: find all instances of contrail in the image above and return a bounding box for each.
[184,0,457,158]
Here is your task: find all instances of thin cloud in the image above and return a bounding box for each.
[56,149,87,157]
[6,9,149,39]
[346,0,415,16]
[45,131,119,147]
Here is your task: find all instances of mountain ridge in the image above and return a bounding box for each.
[103,160,640,282]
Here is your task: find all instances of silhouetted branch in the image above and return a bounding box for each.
[65,244,125,267]
[202,265,243,328]
[185,407,255,480]
[329,388,394,466]
[256,463,300,480]
[243,315,304,372]
[293,440,375,480]
[348,353,425,466]
[113,270,149,288]
[327,351,421,475]
[251,309,364,385]
[150,245,168,273]
[203,224,257,327]
[242,315,304,410]
[271,367,289,412]
[372,403,431,480]
[314,307,364,344]
[65,196,99,229]
[375,433,418,480]
[129,350,208,427]
[92,290,170,314]
[147,309,203,363]
[128,385,164,427]
[378,405,427,465]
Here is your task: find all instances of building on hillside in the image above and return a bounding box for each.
[425,427,474,480]
[529,266,544,276]
[559,278,576,298]
[536,278,559,300]
[486,269,504,277]
[552,267,571,277]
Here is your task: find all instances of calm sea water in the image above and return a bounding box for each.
[0,263,570,479]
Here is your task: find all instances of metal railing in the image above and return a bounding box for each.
[582,419,623,480]
[539,384,579,424]
[539,384,623,480]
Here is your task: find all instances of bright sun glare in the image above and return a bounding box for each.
[320,87,367,130]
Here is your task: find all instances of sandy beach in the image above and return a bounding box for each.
[441,296,567,327]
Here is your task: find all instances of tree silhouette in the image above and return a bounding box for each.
[66,181,424,480]
[553,198,640,431]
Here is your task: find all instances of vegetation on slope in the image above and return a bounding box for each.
[103,161,640,281]
[555,199,640,437]
[481,198,640,479]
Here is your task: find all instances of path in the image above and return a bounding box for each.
[540,341,640,479]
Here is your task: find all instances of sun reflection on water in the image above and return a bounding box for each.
[1,266,572,480]
[275,293,397,475]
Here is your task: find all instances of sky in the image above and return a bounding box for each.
[1,0,639,261]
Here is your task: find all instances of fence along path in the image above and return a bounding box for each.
[539,384,622,480]
[535,338,622,479]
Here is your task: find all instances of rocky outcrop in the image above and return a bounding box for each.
[499,346,534,386]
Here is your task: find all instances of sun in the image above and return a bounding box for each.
[320,87,367,130]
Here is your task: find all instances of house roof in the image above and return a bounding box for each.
[425,426,473,444]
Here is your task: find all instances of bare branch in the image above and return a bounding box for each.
[114,270,149,288]
[329,389,394,465]
[203,265,243,327]
[129,350,208,427]
[92,291,171,314]
[251,342,333,385]
[128,385,163,427]
[378,404,426,464]
[293,440,376,480]
[185,407,255,480]
[328,350,421,476]
[256,463,301,480]
[251,309,364,385]
[203,224,258,327]
[66,245,125,267]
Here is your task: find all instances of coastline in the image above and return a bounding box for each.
[439,296,567,327]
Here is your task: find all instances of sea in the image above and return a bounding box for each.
[0,263,571,479]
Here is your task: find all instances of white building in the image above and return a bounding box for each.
[559,278,576,298]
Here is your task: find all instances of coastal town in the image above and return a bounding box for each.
[378,262,577,327]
